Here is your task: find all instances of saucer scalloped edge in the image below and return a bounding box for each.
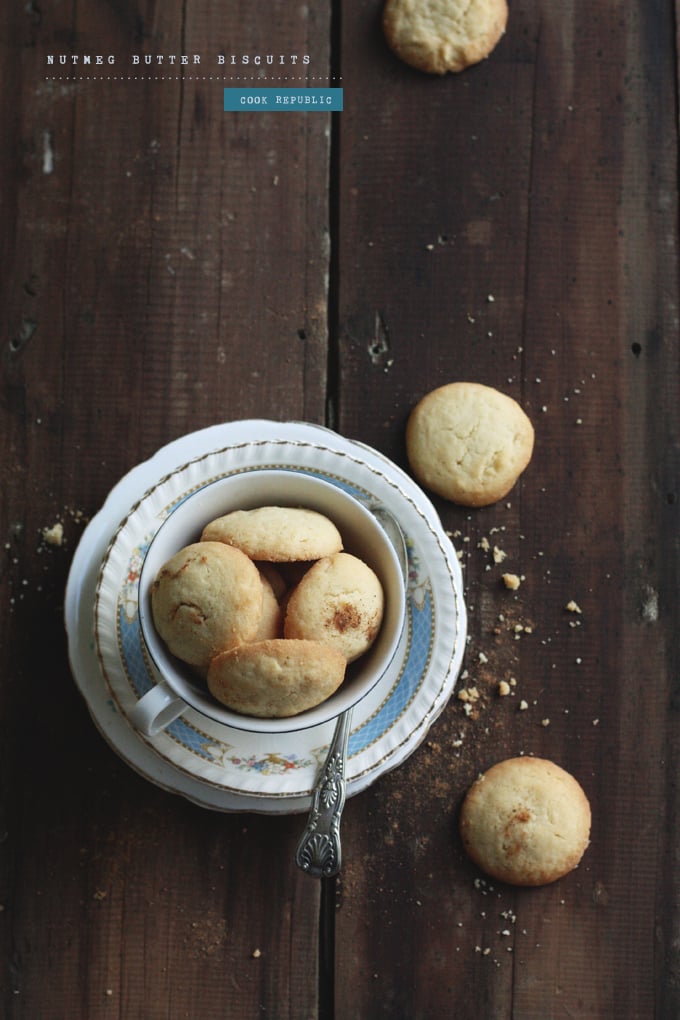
[66,420,467,814]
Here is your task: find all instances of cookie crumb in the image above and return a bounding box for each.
[565,600,582,614]
[502,573,520,590]
[42,522,64,546]
[252,948,262,959]
[497,680,511,697]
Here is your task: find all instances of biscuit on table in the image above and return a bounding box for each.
[207,638,346,718]
[406,381,534,506]
[459,757,591,886]
[150,542,264,672]
[284,552,385,663]
[201,506,343,562]
[383,0,508,75]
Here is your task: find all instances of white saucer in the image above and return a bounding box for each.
[65,420,467,814]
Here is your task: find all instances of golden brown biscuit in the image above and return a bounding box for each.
[383,0,508,75]
[406,381,534,506]
[284,552,384,663]
[207,639,346,718]
[201,506,343,562]
[459,757,591,886]
[253,571,284,641]
[150,541,263,672]
[255,562,288,602]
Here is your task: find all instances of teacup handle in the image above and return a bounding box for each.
[128,682,187,736]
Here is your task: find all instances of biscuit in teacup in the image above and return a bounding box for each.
[253,571,284,641]
[201,506,343,562]
[150,542,263,672]
[207,638,346,718]
[284,552,385,663]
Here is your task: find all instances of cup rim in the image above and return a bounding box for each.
[137,468,406,733]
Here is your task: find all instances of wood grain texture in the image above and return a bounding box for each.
[1,2,330,1017]
[334,1,680,1018]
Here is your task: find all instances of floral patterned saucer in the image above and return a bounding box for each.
[65,420,467,814]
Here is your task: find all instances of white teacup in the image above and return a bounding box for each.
[131,468,406,735]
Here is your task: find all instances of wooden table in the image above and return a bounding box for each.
[2,2,678,1017]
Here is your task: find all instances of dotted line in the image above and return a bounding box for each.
[44,75,343,82]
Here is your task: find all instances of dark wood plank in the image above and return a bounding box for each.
[334,1,680,1018]
[1,2,331,1017]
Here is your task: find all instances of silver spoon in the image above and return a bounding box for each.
[295,506,408,879]
[294,706,353,877]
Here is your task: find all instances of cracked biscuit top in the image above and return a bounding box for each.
[383,0,508,75]
[406,381,534,506]
[283,552,385,663]
[207,638,346,718]
[459,756,591,886]
[150,541,263,672]
[201,505,343,562]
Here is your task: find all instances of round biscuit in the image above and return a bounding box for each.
[207,639,346,718]
[459,757,592,886]
[284,552,385,663]
[201,506,343,562]
[383,0,508,75]
[150,541,263,672]
[406,381,534,506]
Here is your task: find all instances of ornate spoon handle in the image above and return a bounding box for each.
[295,708,352,878]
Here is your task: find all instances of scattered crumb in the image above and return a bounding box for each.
[41,522,64,546]
[497,680,511,697]
[565,600,582,614]
[492,546,507,564]
[502,573,520,590]
[251,948,262,959]
[458,687,480,703]
[518,700,529,711]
